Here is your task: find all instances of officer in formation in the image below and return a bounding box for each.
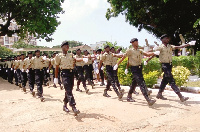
[54,41,88,115]
[153,34,190,102]
[6,57,14,84]
[96,49,105,86]
[19,53,27,92]
[75,48,89,93]
[98,45,124,99]
[25,51,35,96]
[115,38,159,106]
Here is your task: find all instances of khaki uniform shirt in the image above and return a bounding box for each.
[19,59,26,70]
[55,53,75,70]
[51,58,56,68]
[101,52,114,66]
[24,57,34,69]
[75,54,84,66]
[43,58,50,68]
[31,56,45,69]
[124,47,144,66]
[156,44,175,63]
[14,60,20,69]
[112,56,118,66]
[6,61,12,68]
[83,55,93,65]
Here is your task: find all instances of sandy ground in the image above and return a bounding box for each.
[1,77,200,132]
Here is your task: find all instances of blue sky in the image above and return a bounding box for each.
[37,0,161,48]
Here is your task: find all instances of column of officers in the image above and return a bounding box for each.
[0,35,191,116]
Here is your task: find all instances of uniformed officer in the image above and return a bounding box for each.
[42,53,50,86]
[14,55,22,88]
[49,52,62,89]
[154,34,190,102]
[12,56,19,86]
[30,50,45,101]
[6,57,14,84]
[25,51,35,96]
[19,54,27,92]
[54,41,80,115]
[110,47,124,94]
[115,38,158,106]
[98,45,124,99]
[75,48,89,93]
[83,50,95,88]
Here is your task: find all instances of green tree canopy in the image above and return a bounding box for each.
[106,0,200,53]
[0,46,14,58]
[0,0,64,41]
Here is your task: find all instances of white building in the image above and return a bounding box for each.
[90,41,107,50]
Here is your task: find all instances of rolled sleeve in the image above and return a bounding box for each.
[55,55,61,65]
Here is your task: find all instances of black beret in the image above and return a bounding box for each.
[83,49,88,52]
[35,49,40,53]
[61,41,69,47]
[21,53,25,56]
[104,45,110,49]
[17,55,20,57]
[28,51,32,54]
[76,48,81,52]
[160,34,169,40]
[110,47,115,50]
[96,49,102,52]
[130,38,138,43]
[53,52,57,55]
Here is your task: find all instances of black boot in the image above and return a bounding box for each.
[84,87,89,93]
[63,103,69,112]
[147,90,152,96]
[177,92,189,102]
[72,105,80,115]
[145,96,156,106]
[156,92,167,100]
[22,87,26,92]
[114,89,124,99]
[118,87,125,94]
[30,90,35,96]
[53,83,57,88]
[127,94,135,102]
[103,89,111,97]
[76,85,82,92]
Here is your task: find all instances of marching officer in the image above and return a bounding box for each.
[54,41,81,115]
[50,52,62,89]
[30,50,45,101]
[15,55,22,88]
[110,47,124,94]
[154,34,190,102]
[75,48,89,93]
[83,50,95,88]
[115,38,158,106]
[19,54,27,92]
[6,57,14,84]
[42,53,50,86]
[25,51,35,96]
[98,45,124,99]
[12,56,19,86]
[96,49,105,86]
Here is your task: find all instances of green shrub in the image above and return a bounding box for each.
[143,71,159,88]
[171,66,191,87]
[142,57,161,75]
[172,56,195,72]
[118,57,132,86]
[194,51,200,77]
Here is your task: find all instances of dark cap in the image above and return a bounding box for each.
[28,51,32,54]
[83,49,88,52]
[17,55,20,57]
[61,41,69,47]
[104,45,110,49]
[96,49,102,53]
[160,34,169,40]
[53,52,57,55]
[76,48,81,52]
[130,38,138,43]
[21,53,25,56]
[110,47,115,50]
[35,49,40,53]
